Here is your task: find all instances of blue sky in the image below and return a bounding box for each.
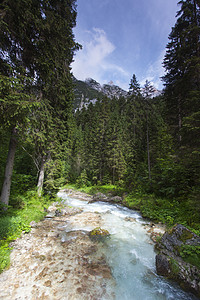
[72,0,179,90]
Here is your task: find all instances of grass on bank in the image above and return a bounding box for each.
[0,190,59,273]
[127,192,200,233]
[62,183,126,196]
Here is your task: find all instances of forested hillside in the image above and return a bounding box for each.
[0,0,200,240]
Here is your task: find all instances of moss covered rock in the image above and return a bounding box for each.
[89,227,110,241]
[156,224,200,297]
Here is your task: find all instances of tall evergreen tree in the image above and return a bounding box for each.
[162,0,200,143]
[30,0,79,195]
[162,0,200,204]
[128,74,141,96]
[0,0,41,205]
[143,80,155,99]
[0,0,79,204]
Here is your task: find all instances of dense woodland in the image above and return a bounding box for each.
[0,0,200,267]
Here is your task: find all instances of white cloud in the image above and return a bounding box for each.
[72,28,129,86]
[140,50,166,89]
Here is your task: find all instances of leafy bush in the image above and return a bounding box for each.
[180,245,200,268]
[124,191,200,231]
[0,243,10,273]
[0,216,30,240]
[76,169,90,187]
[0,190,57,273]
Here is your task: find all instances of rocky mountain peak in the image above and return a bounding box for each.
[73,77,162,110]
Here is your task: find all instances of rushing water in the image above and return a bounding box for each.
[58,191,198,300]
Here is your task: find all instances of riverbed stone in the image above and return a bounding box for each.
[89,227,110,241]
[29,221,37,228]
[110,196,122,203]
[0,202,115,300]
[60,189,93,202]
[156,224,200,297]
[90,192,122,204]
[124,217,136,222]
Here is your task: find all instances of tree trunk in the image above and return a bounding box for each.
[146,114,151,181]
[178,95,182,143]
[37,157,45,197]
[193,0,199,56]
[0,128,18,206]
[112,166,115,185]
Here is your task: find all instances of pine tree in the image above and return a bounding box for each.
[0,0,79,203]
[162,0,200,204]
[128,74,141,96]
[30,0,80,195]
[0,77,37,205]
[142,81,155,181]
[162,0,200,143]
[143,80,155,99]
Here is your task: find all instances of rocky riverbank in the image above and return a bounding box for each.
[1,189,196,299]
[0,198,115,300]
[156,224,200,298]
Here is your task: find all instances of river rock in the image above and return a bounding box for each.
[61,189,93,202]
[110,196,122,203]
[89,227,110,241]
[124,217,136,222]
[90,193,122,204]
[155,224,200,297]
[92,193,109,202]
[0,203,115,299]
[29,221,37,228]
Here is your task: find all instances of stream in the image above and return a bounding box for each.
[58,191,198,300]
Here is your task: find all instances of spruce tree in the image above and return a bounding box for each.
[143,80,155,99]
[0,0,79,203]
[128,74,141,96]
[0,0,41,204]
[162,0,200,205]
[163,0,200,143]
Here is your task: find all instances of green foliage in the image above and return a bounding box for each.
[73,92,160,187]
[128,74,141,96]
[169,258,180,277]
[0,216,31,241]
[124,191,200,231]
[161,0,200,211]
[62,183,125,197]
[180,245,200,268]
[0,75,38,131]
[44,159,69,195]
[0,243,11,274]
[0,190,55,273]
[76,169,90,188]
[0,0,80,204]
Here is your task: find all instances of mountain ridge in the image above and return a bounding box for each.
[73,77,162,110]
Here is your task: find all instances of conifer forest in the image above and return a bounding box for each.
[0,0,200,284]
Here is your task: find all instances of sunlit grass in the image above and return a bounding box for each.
[0,190,59,273]
[60,183,125,196]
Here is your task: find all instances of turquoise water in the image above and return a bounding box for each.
[58,192,198,300]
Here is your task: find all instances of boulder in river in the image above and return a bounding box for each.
[155,224,200,297]
[110,196,122,203]
[90,193,122,204]
[89,227,110,241]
